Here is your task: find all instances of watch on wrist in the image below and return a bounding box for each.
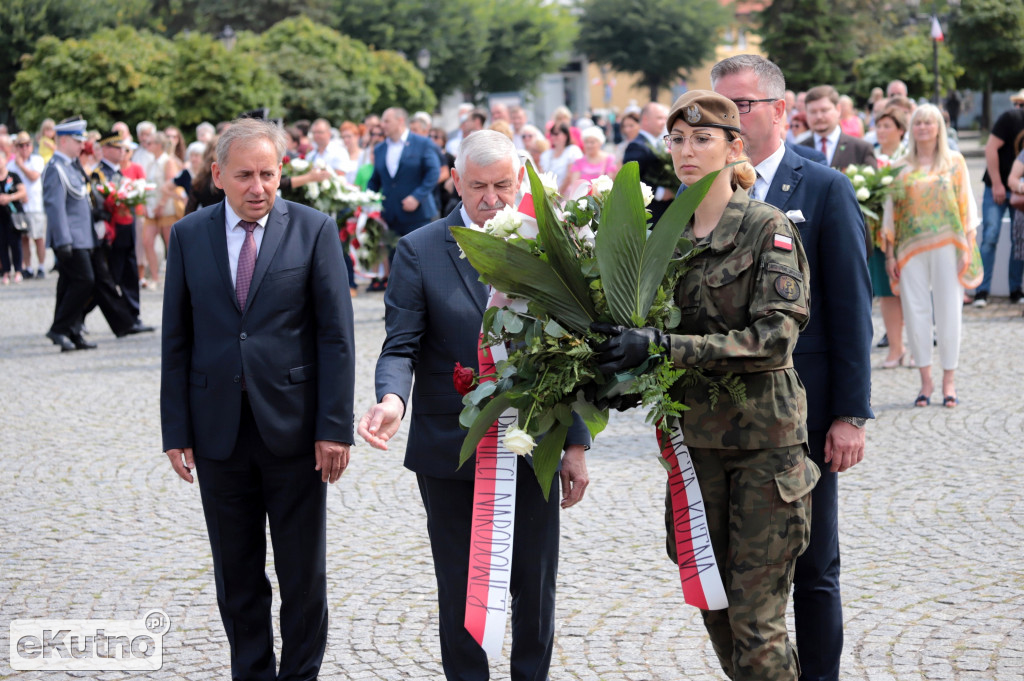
[836,415,867,428]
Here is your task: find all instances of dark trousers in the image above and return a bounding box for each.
[82,245,136,336]
[0,219,23,274]
[51,248,95,337]
[194,395,329,681]
[416,457,559,681]
[108,223,140,318]
[793,429,842,681]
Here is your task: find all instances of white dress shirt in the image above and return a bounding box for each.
[812,127,841,166]
[308,139,352,175]
[385,129,409,178]
[225,202,268,287]
[752,142,787,202]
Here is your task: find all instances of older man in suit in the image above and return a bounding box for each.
[161,118,355,681]
[710,55,873,681]
[802,85,877,171]
[359,130,590,681]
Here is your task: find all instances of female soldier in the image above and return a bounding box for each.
[593,90,818,680]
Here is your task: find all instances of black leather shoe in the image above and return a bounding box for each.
[126,321,156,335]
[46,331,78,352]
[69,334,97,350]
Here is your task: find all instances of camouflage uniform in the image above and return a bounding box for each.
[664,188,820,681]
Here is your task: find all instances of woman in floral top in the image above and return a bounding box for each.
[883,104,982,408]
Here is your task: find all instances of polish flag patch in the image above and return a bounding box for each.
[773,233,793,251]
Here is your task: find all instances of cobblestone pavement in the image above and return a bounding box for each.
[2,153,1022,679]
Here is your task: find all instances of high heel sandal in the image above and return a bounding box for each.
[882,351,906,369]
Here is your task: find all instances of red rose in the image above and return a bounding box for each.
[453,362,477,396]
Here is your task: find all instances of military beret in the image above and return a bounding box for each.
[667,90,741,134]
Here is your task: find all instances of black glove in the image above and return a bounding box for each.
[583,381,642,412]
[590,322,670,375]
[54,245,73,263]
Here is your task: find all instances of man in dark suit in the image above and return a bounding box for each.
[161,118,355,681]
[622,102,673,223]
[358,130,590,681]
[802,85,877,170]
[368,107,441,238]
[710,55,874,681]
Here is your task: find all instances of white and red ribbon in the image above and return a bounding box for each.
[464,308,518,658]
[657,423,728,610]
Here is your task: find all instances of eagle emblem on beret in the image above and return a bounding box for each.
[685,105,702,124]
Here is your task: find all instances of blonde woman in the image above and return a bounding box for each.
[883,104,982,407]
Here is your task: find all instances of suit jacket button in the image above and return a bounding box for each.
[233,375,240,383]
[240,332,247,340]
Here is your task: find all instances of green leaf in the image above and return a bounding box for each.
[451,227,596,334]
[530,423,569,502]
[503,312,525,334]
[571,395,610,439]
[457,393,513,469]
[465,380,496,405]
[526,163,600,322]
[596,163,721,327]
[459,404,481,428]
[544,319,568,338]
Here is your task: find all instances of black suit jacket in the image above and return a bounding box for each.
[375,206,590,480]
[763,148,873,429]
[802,132,877,170]
[161,199,355,459]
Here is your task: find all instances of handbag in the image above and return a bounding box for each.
[1009,190,1024,211]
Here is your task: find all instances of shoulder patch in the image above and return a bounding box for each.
[775,274,800,300]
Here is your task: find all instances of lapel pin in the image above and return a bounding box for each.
[782,184,790,192]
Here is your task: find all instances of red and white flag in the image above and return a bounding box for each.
[931,16,944,42]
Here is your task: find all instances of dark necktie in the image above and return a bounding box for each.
[236,221,258,309]
[820,136,828,158]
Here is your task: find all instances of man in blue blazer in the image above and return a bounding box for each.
[710,56,873,681]
[359,131,590,681]
[161,119,355,681]
[368,106,441,239]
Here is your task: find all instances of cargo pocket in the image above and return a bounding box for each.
[767,455,819,564]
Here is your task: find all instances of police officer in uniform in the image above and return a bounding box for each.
[44,117,137,352]
[592,91,819,680]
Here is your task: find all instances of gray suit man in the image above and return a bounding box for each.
[359,130,590,681]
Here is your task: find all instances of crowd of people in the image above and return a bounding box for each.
[2,51,1022,681]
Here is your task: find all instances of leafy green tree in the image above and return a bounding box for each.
[370,50,437,115]
[327,0,489,99]
[577,0,730,102]
[148,0,332,36]
[948,0,1024,128]
[169,32,283,130]
[11,26,175,132]
[0,0,149,124]
[756,0,859,92]
[473,0,577,98]
[257,16,382,123]
[852,33,962,102]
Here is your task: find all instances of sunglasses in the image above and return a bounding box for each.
[16,142,32,147]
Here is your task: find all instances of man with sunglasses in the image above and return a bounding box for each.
[710,55,873,681]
